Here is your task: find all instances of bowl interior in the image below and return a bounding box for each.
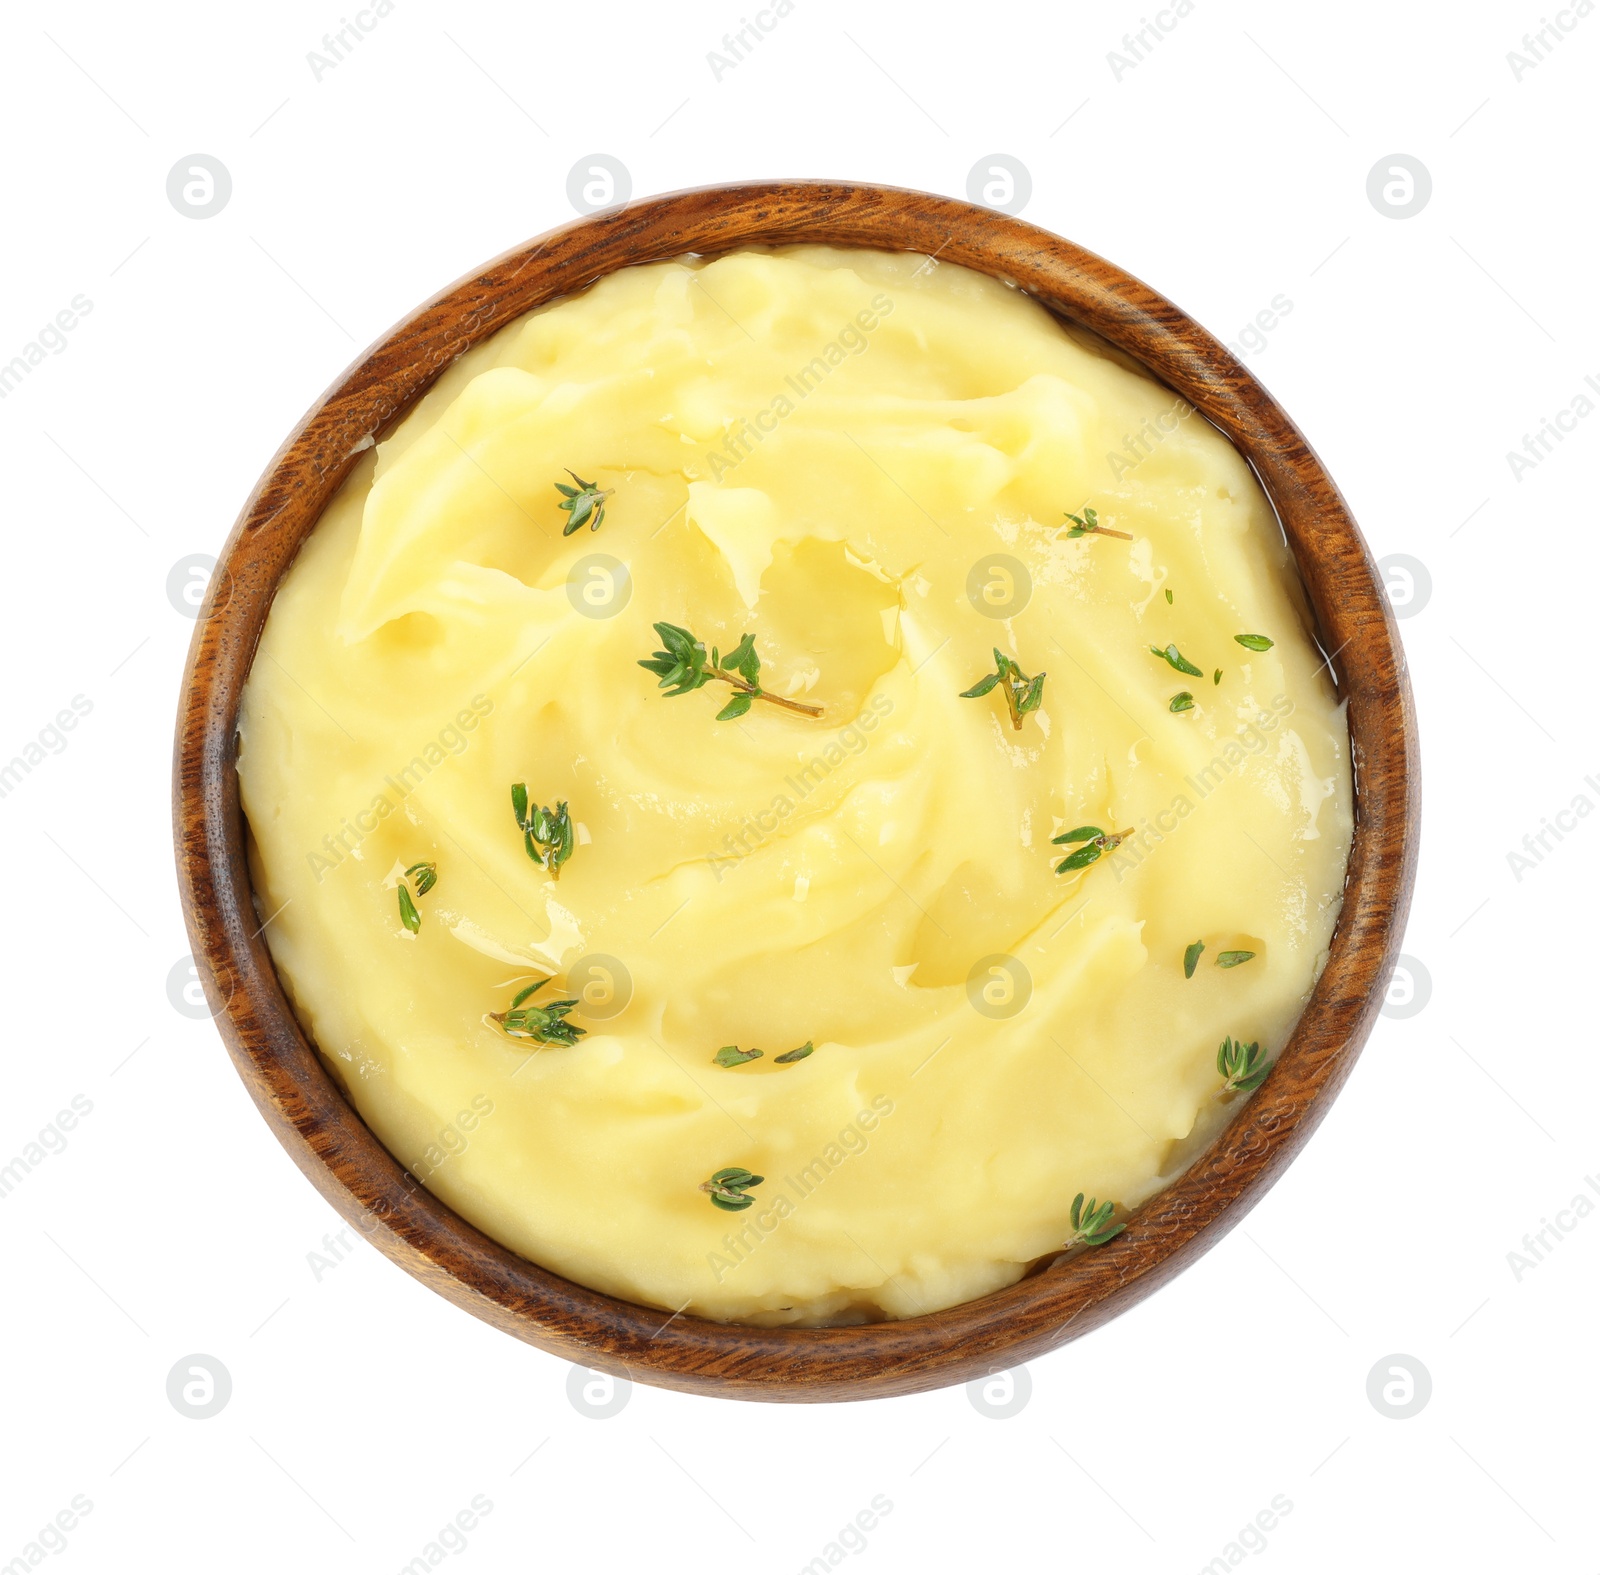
[173,181,1418,1401]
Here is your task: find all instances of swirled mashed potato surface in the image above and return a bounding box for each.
[238,247,1351,1325]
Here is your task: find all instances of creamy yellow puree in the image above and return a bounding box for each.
[238,246,1351,1325]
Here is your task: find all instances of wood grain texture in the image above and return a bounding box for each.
[172,180,1419,1402]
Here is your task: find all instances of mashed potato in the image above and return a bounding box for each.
[237,247,1351,1324]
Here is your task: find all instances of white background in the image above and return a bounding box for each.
[1,0,1595,1570]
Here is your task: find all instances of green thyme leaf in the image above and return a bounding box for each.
[512,788,574,878]
[1066,1191,1125,1248]
[1062,505,1132,541]
[1017,672,1046,717]
[1150,643,1203,678]
[1217,1035,1270,1093]
[1052,825,1104,845]
[774,1040,815,1064]
[720,632,761,685]
[490,977,586,1048]
[1165,588,1174,604]
[701,1167,764,1210]
[1213,668,1222,685]
[960,648,1046,731]
[1216,950,1257,969]
[1169,691,1195,713]
[640,619,822,719]
[1234,634,1275,652]
[713,1045,763,1067]
[395,860,437,931]
[1053,825,1132,875]
[1183,940,1204,978]
[555,470,614,536]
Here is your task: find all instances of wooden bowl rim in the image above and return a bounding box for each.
[173,179,1418,1402]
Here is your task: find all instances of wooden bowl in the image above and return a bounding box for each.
[173,180,1418,1401]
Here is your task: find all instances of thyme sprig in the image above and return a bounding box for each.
[511,785,573,878]
[1062,505,1132,541]
[555,470,613,535]
[638,621,823,720]
[1217,1035,1270,1093]
[396,861,436,933]
[1066,1192,1126,1248]
[1150,642,1203,677]
[488,977,586,1048]
[960,648,1046,731]
[701,1166,763,1211]
[1053,825,1132,872]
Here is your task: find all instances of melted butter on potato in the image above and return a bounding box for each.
[238,247,1351,1325]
